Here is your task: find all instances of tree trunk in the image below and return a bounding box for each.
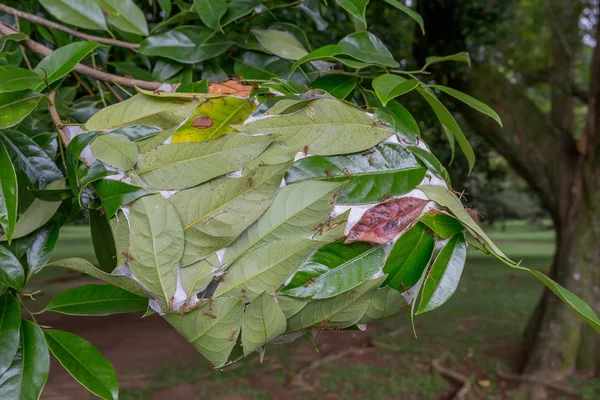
[457,67,600,395]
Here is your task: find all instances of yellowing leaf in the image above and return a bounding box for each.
[172,97,256,143]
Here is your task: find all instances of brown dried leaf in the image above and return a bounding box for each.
[208,80,253,97]
[191,116,214,129]
[345,197,429,244]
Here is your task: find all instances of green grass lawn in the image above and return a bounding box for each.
[44,220,599,399]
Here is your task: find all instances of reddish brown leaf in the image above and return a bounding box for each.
[208,80,253,97]
[191,116,214,129]
[345,197,429,244]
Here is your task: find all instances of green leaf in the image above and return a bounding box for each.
[95,0,148,36]
[0,33,27,52]
[287,277,384,333]
[417,87,475,173]
[164,298,243,367]
[39,0,108,31]
[373,75,420,106]
[181,260,213,303]
[406,146,451,185]
[195,0,227,32]
[109,61,153,81]
[221,0,263,26]
[0,141,17,243]
[382,223,435,292]
[29,183,72,202]
[77,162,117,206]
[0,91,43,129]
[310,74,356,99]
[234,52,309,83]
[374,100,420,142]
[417,233,466,314]
[298,0,328,30]
[94,180,153,219]
[336,0,369,25]
[128,194,184,302]
[135,134,273,190]
[360,286,406,322]
[152,60,184,81]
[281,241,384,299]
[419,210,464,238]
[20,320,50,400]
[108,125,162,143]
[214,238,328,301]
[27,223,60,276]
[85,93,199,132]
[108,210,129,268]
[34,41,100,89]
[242,292,286,355]
[529,270,600,334]
[172,97,256,143]
[0,66,44,94]
[171,162,289,266]
[45,258,149,298]
[430,85,502,126]
[285,142,427,205]
[1,181,64,241]
[0,129,62,189]
[276,295,308,319]
[337,32,398,68]
[0,294,21,376]
[233,98,392,156]
[89,209,117,273]
[383,0,424,34]
[223,180,343,266]
[90,134,138,170]
[44,330,118,400]
[291,45,373,72]
[139,26,233,64]
[251,28,308,61]
[43,284,148,316]
[417,185,507,259]
[424,52,471,68]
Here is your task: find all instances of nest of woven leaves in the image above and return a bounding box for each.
[75,82,470,368]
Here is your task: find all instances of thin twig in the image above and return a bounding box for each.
[0,4,140,50]
[0,23,161,90]
[72,72,94,96]
[431,353,471,400]
[47,90,69,147]
[103,81,123,102]
[495,365,581,398]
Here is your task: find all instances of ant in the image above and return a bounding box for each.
[217,272,228,283]
[229,329,238,342]
[203,298,217,319]
[240,289,248,302]
[347,289,357,300]
[324,170,335,179]
[248,171,257,187]
[466,207,485,219]
[122,251,135,262]
[449,187,468,200]
[380,193,392,202]
[303,145,309,155]
[303,277,316,287]
[330,193,338,205]
[343,168,352,178]
[361,148,376,156]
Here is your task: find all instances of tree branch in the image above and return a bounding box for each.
[0,24,161,90]
[0,4,140,51]
[47,90,69,147]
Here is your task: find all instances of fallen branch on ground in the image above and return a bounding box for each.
[0,24,161,90]
[0,4,140,50]
[431,353,471,400]
[495,365,581,398]
[289,344,375,392]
